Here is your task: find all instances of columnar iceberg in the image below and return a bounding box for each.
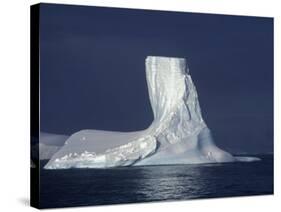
[45,56,257,169]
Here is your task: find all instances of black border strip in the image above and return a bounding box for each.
[30,3,40,209]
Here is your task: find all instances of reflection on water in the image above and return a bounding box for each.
[39,154,273,208]
[132,165,206,200]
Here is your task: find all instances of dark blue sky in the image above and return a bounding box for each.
[39,3,273,154]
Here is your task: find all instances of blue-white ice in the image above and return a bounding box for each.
[44,56,259,169]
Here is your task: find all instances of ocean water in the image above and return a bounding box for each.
[39,154,273,208]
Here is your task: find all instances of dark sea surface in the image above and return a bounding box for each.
[39,154,273,208]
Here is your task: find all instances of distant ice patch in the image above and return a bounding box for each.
[39,132,68,160]
[235,156,261,162]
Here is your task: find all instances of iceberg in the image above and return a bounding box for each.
[44,56,257,169]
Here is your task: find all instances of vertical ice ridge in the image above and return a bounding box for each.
[145,56,206,141]
[145,57,186,125]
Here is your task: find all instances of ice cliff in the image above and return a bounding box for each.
[44,56,257,169]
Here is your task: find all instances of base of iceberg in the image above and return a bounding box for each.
[44,56,259,169]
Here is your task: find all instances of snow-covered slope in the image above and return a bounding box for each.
[44,56,257,169]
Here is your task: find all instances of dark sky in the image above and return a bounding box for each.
[39,3,273,154]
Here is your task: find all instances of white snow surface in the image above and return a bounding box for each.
[44,56,258,169]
